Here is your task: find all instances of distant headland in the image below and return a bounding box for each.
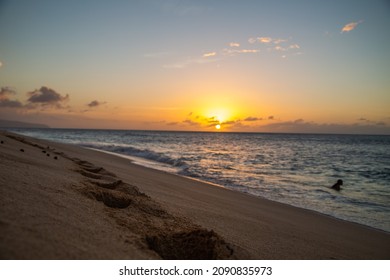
[0,119,49,129]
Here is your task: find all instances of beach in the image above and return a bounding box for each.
[0,131,389,260]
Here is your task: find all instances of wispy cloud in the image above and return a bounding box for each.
[356,117,386,126]
[258,118,390,134]
[247,36,301,58]
[87,100,106,108]
[0,61,3,68]
[229,42,240,47]
[244,116,263,122]
[181,112,271,130]
[249,37,287,45]
[274,44,300,52]
[161,35,301,69]
[222,48,260,56]
[273,38,287,44]
[183,119,200,126]
[171,112,390,134]
[163,56,218,69]
[289,44,300,49]
[274,45,286,51]
[203,52,217,57]
[258,37,272,43]
[341,21,363,33]
[222,36,299,59]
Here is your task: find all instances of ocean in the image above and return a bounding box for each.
[8,128,390,232]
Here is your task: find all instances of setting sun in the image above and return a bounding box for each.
[215,124,221,130]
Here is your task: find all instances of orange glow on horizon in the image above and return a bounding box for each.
[204,107,233,123]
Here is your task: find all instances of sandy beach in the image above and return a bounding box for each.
[0,130,389,260]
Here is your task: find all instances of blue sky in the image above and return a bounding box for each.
[0,0,389,133]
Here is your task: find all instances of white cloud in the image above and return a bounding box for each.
[289,44,300,49]
[274,45,286,51]
[163,56,218,69]
[248,37,257,44]
[239,49,259,54]
[249,37,287,44]
[247,36,302,58]
[341,21,363,33]
[164,35,301,69]
[203,52,217,57]
[222,48,260,56]
[258,37,273,43]
[273,38,287,44]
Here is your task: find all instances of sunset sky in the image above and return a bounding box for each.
[1,0,389,134]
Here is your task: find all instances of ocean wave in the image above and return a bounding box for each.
[82,143,188,168]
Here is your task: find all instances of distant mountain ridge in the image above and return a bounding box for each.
[0,119,49,128]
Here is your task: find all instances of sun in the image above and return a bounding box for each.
[197,106,237,131]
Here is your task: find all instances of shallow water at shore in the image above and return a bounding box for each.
[8,128,390,232]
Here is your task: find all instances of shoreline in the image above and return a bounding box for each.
[89,146,389,235]
[1,131,389,259]
[8,128,390,233]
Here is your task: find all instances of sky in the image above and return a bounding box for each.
[0,0,389,134]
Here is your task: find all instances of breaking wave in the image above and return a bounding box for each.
[82,143,188,168]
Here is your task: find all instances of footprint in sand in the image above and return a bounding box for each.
[78,169,104,179]
[86,188,133,209]
[72,158,142,208]
[146,229,234,260]
[68,155,237,259]
[72,158,117,177]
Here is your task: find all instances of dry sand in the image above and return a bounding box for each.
[0,131,389,259]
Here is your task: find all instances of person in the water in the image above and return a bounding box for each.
[331,179,343,191]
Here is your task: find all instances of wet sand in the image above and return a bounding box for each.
[0,131,389,259]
